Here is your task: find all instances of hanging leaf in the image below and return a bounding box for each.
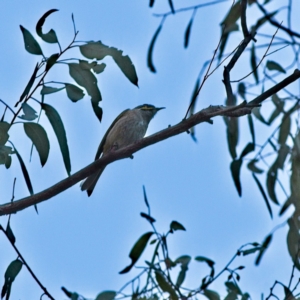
[247,159,263,174]
[79,42,138,86]
[1,259,23,300]
[240,143,254,158]
[287,217,300,270]
[255,234,272,265]
[184,16,193,48]
[95,291,116,300]
[250,44,259,84]
[45,53,59,71]
[225,116,239,159]
[147,24,162,73]
[275,144,290,170]
[203,289,220,300]
[68,63,101,103]
[65,84,85,102]
[119,232,153,274]
[155,271,178,300]
[175,256,191,287]
[42,104,71,176]
[247,114,255,145]
[266,60,286,73]
[266,163,279,205]
[221,1,241,28]
[9,142,33,195]
[279,196,293,216]
[91,101,103,123]
[252,107,267,124]
[230,159,242,196]
[238,83,246,100]
[195,256,215,268]
[253,11,278,30]
[0,145,13,166]
[278,115,291,145]
[18,103,38,121]
[6,220,16,245]
[143,185,149,208]
[170,220,186,232]
[225,281,242,295]
[0,121,10,145]
[19,26,43,55]
[41,85,64,95]
[188,77,200,141]
[36,9,59,43]
[140,212,156,224]
[252,173,273,218]
[24,122,50,167]
[92,63,106,74]
[16,63,39,107]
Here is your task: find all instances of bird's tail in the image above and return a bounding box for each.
[80,167,106,196]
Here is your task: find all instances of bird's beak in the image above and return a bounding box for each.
[156,107,165,111]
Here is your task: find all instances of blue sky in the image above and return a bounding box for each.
[0,0,299,299]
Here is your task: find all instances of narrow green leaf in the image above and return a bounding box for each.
[42,104,71,175]
[24,122,50,167]
[275,144,290,170]
[143,185,149,208]
[266,60,286,73]
[10,142,34,195]
[221,1,241,28]
[240,143,254,158]
[91,101,103,123]
[18,103,38,121]
[4,259,23,283]
[65,84,85,102]
[184,17,193,48]
[241,247,262,256]
[247,159,263,174]
[0,121,10,145]
[95,291,116,300]
[41,85,64,95]
[279,196,292,216]
[225,281,242,295]
[5,154,12,169]
[189,77,200,141]
[155,271,178,300]
[230,159,242,196]
[36,9,59,43]
[255,234,272,266]
[278,115,291,145]
[45,53,59,71]
[247,114,255,145]
[6,220,16,244]
[140,212,156,224]
[79,42,138,86]
[16,63,39,107]
[250,44,259,84]
[266,163,279,205]
[195,256,215,267]
[238,83,246,100]
[203,289,220,300]
[0,145,13,166]
[287,217,300,270]
[147,24,162,73]
[19,26,43,55]
[68,63,101,103]
[119,232,153,274]
[253,11,278,30]
[170,220,186,232]
[252,173,273,218]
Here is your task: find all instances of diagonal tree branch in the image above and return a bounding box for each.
[1,69,300,216]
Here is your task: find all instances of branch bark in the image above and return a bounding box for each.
[1,69,300,216]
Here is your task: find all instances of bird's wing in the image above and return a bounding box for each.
[94,108,130,159]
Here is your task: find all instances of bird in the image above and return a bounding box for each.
[81,104,165,196]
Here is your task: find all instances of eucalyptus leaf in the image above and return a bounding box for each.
[65,84,85,102]
[18,103,38,121]
[36,9,59,43]
[20,26,43,55]
[266,60,286,73]
[42,103,71,175]
[24,122,50,167]
[147,24,162,73]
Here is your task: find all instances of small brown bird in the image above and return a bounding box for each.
[81,104,165,196]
